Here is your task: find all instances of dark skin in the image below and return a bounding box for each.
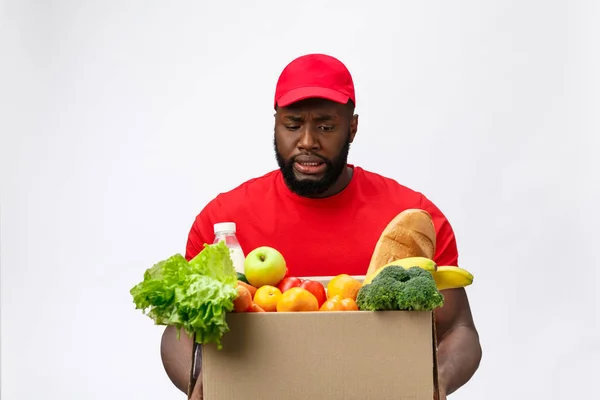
[434,288,482,399]
[273,97,359,198]
[160,98,481,399]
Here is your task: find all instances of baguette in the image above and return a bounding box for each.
[366,209,437,277]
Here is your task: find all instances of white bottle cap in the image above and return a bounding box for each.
[214,222,236,234]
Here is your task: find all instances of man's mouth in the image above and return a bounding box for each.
[293,161,327,175]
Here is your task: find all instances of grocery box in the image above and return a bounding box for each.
[197,274,441,400]
[128,213,471,400]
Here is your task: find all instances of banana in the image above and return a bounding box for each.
[432,266,474,290]
[363,256,437,285]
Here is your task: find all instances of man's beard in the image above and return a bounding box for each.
[274,133,351,197]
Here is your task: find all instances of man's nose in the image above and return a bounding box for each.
[297,128,319,150]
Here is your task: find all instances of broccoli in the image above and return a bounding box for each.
[356,267,444,312]
[356,277,404,311]
[372,265,411,283]
[396,276,444,311]
[405,266,433,279]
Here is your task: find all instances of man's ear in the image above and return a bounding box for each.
[349,114,359,143]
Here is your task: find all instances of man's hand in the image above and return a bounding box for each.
[438,385,447,400]
[189,374,203,400]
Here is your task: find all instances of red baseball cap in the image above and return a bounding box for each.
[274,53,356,109]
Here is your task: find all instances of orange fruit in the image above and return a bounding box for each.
[253,285,282,312]
[327,274,362,301]
[340,298,359,311]
[319,295,345,311]
[276,287,319,312]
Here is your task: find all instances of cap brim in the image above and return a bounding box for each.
[276,86,350,107]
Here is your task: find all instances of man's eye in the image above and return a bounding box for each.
[319,126,335,131]
[286,125,300,131]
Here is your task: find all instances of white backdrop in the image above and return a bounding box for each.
[2,1,599,399]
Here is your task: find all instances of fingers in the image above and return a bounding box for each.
[190,374,203,400]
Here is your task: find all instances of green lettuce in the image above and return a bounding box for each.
[130,241,238,349]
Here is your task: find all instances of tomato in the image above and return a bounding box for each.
[277,277,302,293]
[340,298,359,311]
[300,280,327,308]
[319,295,345,311]
[319,295,359,312]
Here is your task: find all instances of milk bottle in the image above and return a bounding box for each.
[212,222,246,273]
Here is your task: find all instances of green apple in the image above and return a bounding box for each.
[244,246,287,288]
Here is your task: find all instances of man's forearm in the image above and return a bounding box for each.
[436,324,482,395]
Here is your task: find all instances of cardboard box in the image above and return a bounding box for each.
[200,310,440,400]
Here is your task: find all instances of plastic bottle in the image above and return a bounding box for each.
[213,222,246,274]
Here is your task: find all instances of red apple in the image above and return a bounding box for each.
[277,277,302,293]
[300,280,327,308]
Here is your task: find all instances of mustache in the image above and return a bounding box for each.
[291,153,329,163]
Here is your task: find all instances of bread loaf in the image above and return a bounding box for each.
[365,209,437,277]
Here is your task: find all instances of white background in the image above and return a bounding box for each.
[1,1,599,399]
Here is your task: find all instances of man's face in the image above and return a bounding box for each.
[274,98,357,197]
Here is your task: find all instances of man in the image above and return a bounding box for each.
[160,53,482,399]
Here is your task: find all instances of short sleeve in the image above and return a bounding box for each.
[419,195,459,267]
[185,198,222,261]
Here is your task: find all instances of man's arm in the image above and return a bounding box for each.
[159,204,219,396]
[161,326,195,394]
[434,287,482,396]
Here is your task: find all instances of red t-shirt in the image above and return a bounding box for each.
[185,165,459,277]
